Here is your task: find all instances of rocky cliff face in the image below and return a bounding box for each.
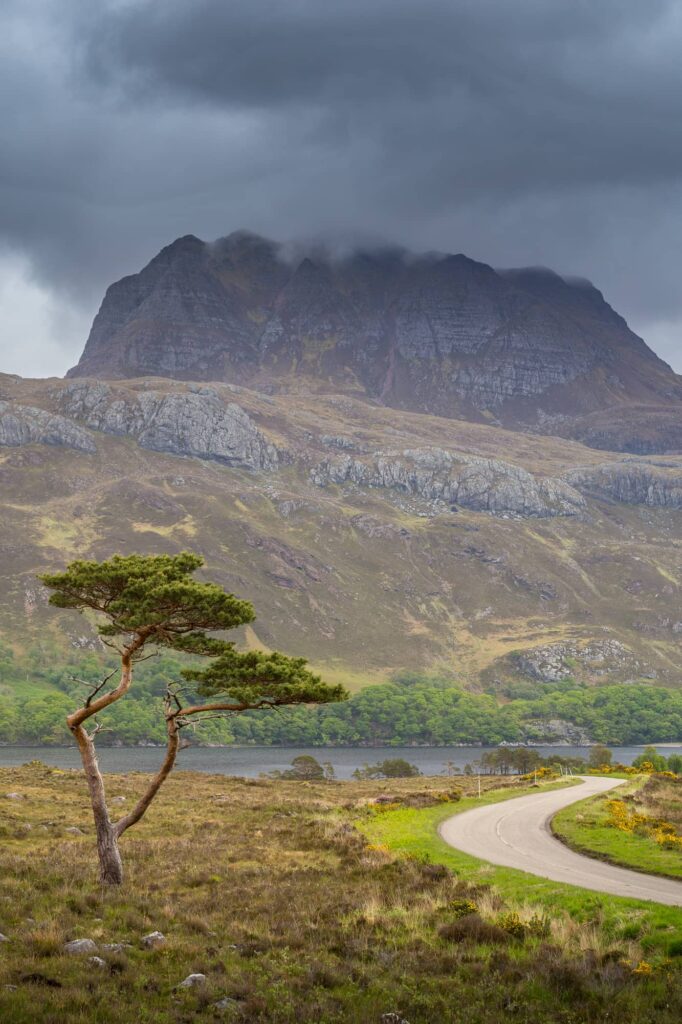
[0,401,96,452]
[310,449,585,518]
[566,459,682,509]
[54,381,278,470]
[67,232,682,452]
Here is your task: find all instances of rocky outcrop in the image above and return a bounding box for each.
[566,460,682,509]
[66,231,682,450]
[515,640,639,683]
[54,381,277,470]
[521,717,593,745]
[0,402,96,452]
[310,447,585,517]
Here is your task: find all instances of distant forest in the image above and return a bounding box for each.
[3,643,682,748]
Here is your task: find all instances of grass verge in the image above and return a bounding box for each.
[360,777,682,956]
[552,777,682,881]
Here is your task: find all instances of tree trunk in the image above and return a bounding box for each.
[114,712,180,839]
[73,722,124,885]
[96,817,124,886]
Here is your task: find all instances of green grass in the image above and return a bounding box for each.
[361,778,682,955]
[553,781,682,881]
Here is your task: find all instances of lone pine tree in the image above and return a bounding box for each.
[39,552,346,885]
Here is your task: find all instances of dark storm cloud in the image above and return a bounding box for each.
[1,0,682,373]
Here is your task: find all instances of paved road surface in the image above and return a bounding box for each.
[439,776,682,906]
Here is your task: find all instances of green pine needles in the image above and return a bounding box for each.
[39,551,346,884]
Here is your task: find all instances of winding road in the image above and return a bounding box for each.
[439,776,682,906]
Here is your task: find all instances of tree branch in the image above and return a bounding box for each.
[113,700,180,839]
[67,631,151,732]
[69,669,118,708]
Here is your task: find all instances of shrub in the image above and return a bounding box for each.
[439,913,509,945]
[449,898,478,919]
[497,912,527,939]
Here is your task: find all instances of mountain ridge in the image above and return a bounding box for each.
[67,231,682,453]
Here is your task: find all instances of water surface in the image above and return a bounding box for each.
[1,744,679,779]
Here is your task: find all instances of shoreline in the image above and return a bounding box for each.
[1,741,680,751]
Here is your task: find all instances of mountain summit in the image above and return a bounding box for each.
[68,231,682,452]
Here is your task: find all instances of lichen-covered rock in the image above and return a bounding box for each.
[310,447,585,518]
[54,382,277,470]
[0,402,96,452]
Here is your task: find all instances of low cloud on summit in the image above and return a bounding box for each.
[2,0,682,375]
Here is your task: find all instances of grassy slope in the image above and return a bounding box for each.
[553,778,682,880]
[3,374,682,688]
[361,779,682,954]
[1,765,682,1024]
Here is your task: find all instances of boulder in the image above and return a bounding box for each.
[64,939,98,955]
[141,931,166,950]
[214,997,240,1011]
[177,973,207,989]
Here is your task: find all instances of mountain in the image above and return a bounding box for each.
[4,371,682,693]
[67,231,682,454]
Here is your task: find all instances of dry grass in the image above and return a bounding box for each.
[0,763,681,1023]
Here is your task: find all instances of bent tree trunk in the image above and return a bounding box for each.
[73,723,124,885]
[71,712,180,885]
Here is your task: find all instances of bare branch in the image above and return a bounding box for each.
[132,650,160,664]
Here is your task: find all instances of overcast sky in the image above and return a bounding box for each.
[1,0,682,377]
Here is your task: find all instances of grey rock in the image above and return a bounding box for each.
[0,402,96,452]
[320,434,360,451]
[214,997,239,1011]
[5,792,23,800]
[0,932,9,943]
[55,383,277,470]
[100,942,133,953]
[65,827,84,835]
[566,460,682,509]
[141,931,166,949]
[311,447,585,518]
[88,956,107,968]
[516,640,637,683]
[177,973,207,989]
[64,938,98,955]
[110,796,127,804]
[522,717,592,745]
